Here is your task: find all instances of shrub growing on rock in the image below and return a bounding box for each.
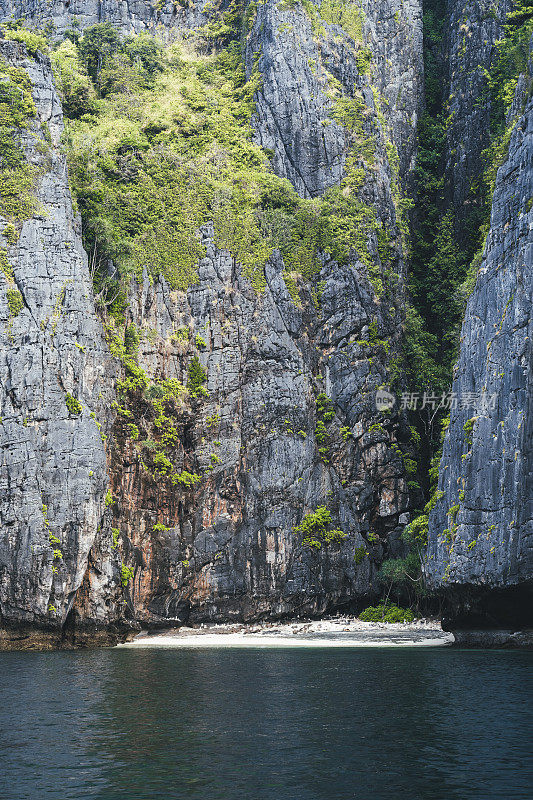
[359,603,415,623]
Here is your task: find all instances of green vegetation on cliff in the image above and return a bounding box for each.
[402,0,532,482]
[0,51,38,225]
[50,10,393,301]
[107,321,202,489]
[410,0,533,389]
[408,0,452,392]
[483,2,533,198]
[55,26,275,292]
[293,506,347,550]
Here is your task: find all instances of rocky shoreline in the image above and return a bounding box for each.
[0,621,137,652]
[3,615,533,650]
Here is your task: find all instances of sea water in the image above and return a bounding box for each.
[1,646,531,799]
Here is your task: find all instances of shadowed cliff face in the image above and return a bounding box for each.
[425,13,533,637]
[443,0,514,219]
[425,96,533,629]
[0,2,423,643]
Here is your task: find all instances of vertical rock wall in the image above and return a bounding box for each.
[425,36,533,641]
[248,0,422,197]
[0,4,426,639]
[444,0,513,227]
[98,0,425,625]
[0,0,206,37]
[4,2,530,644]
[0,40,120,647]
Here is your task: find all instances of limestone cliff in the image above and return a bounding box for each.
[1,1,531,647]
[94,0,421,627]
[0,0,205,37]
[0,39,121,647]
[0,2,424,644]
[425,13,533,642]
[443,0,513,222]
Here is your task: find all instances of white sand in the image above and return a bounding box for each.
[119,617,453,648]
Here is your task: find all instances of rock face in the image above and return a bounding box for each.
[443,0,513,220]
[423,2,533,644]
[0,0,206,37]
[0,3,426,643]
[425,81,533,638]
[0,40,122,648]
[105,229,409,626]
[98,1,422,627]
[248,0,422,197]
[6,2,531,646]
[1,0,531,649]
